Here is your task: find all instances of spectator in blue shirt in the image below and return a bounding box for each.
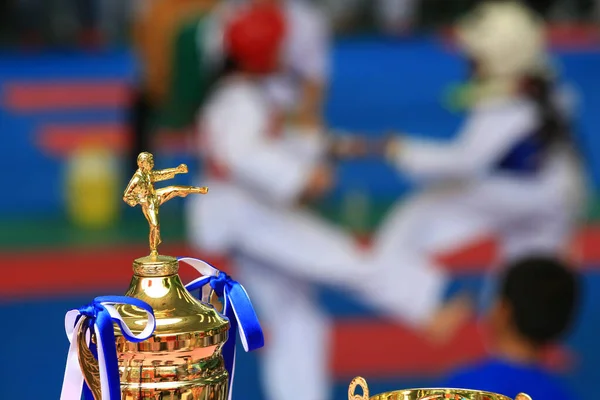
[442,256,580,399]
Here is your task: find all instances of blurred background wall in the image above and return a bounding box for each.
[0,1,599,399]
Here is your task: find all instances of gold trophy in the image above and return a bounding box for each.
[348,377,532,400]
[78,152,229,400]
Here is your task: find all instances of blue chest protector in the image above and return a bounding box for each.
[494,131,547,174]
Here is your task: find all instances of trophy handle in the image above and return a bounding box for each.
[77,316,102,400]
[348,376,369,400]
[515,394,532,400]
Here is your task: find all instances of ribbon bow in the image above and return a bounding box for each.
[179,257,265,400]
[60,296,156,400]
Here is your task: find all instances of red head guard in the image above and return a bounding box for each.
[224,2,286,75]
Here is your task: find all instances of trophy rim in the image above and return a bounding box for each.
[133,254,179,277]
[370,387,513,400]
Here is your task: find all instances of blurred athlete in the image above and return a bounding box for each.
[214,0,366,159]
[186,4,470,399]
[373,1,585,277]
[215,0,330,126]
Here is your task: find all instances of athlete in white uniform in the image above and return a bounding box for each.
[208,0,330,124]
[375,1,585,280]
[186,4,470,399]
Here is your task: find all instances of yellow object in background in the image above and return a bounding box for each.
[66,147,120,229]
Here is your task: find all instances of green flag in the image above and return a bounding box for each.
[160,14,217,129]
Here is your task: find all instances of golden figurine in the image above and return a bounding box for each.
[123,152,208,257]
[348,377,533,400]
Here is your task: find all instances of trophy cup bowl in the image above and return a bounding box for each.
[348,377,533,400]
[113,255,230,400]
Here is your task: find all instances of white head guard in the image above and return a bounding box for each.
[457,1,547,80]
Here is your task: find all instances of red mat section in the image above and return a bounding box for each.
[3,226,599,299]
[2,80,131,111]
[331,319,485,378]
[1,235,582,377]
[38,123,131,156]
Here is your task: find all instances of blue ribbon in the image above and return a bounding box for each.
[73,296,156,400]
[181,258,264,396]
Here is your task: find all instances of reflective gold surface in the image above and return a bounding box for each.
[117,256,229,338]
[123,152,208,258]
[349,377,369,400]
[348,377,532,400]
[77,316,102,400]
[114,255,230,400]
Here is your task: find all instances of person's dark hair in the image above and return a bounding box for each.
[520,0,561,18]
[500,256,580,345]
[521,73,571,149]
[205,55,244,100]
[216,55,242,79]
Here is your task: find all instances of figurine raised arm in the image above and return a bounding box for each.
[123,152,208,257]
